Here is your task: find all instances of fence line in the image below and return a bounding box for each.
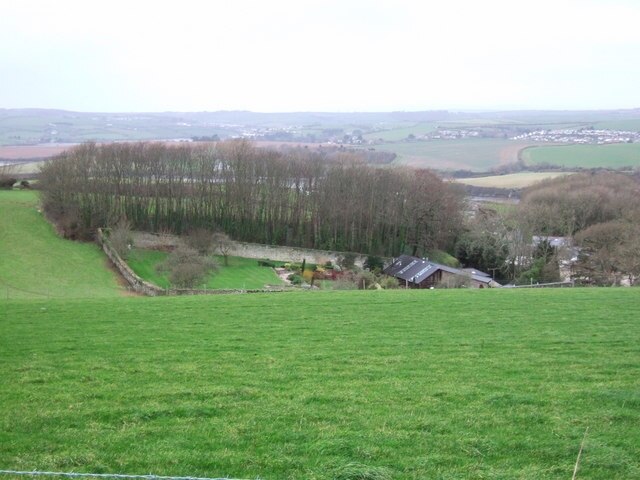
[503,281,575,289]
[0,470,256,480]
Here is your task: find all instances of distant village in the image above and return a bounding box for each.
[511,128,640,144]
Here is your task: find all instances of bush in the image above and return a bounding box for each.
[355,270,377,289]
[338,253,357,270]
[378,275,400,289]
[287,273,303,285]
[331,278,358,290]
[108,219,133,260]
[0,177,17,189]
[258,259,276,267]
[364,255,384,272]
[185,228,214,255]
[158,246,217,288]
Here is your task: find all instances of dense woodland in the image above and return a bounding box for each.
[40,141,464,257]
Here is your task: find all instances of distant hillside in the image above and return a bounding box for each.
[3,107,640,146]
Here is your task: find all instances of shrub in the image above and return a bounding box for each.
[108,219,133,260]
[338,253,357,270]
[332,278,358,290]
[364,255,384,272]
[157,246,217,288]
[287,273,303,285]
[185,228,214,255]
[258,259,276,268]
[0,175,18,189]
[352,270,377,289]
[378,275,400,289]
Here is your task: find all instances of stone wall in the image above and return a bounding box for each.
[131,231,373,267]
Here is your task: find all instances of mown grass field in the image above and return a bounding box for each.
[363,122,438,142]
[0,190,122,299]
[1,289,639,479]
[127,249,285,290]
[522,143,640,168]
[369,139,538,171]
[456,172,573,189]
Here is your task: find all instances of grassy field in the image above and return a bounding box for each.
[127,249,285,290]
[522,143,640,168]
[456,172,573,189]
[369,139,538,171]
[593,119,640,131]
[0,190,122,299]
[363,122,438,142]
[1,289,639,479]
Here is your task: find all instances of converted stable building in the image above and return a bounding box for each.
[383,255,501,288]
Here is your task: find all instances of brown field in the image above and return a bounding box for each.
[455,172,573,189]
[0,144,76,159]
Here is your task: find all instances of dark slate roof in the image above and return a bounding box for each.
[462,268,491,277]
[384,254,494,285]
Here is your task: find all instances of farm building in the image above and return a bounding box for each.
[383,255,501,288]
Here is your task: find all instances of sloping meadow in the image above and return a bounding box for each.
[1,288,639,479]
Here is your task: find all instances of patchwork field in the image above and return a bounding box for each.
[522,143,640,169]
[1,289,639,480]
[0,190,123,299]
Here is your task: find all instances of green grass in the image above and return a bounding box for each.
[0,190,122,299]
[1,289,639,479]
[523,143,640,168]
[363,122,438,142]
[368,139,537,171]
[594,119,640,132]
[127,249,285,290]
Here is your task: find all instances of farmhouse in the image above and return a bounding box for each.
[383,255,501,288]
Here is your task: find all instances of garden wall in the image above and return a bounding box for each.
[131,232,370,267]
[97,229,290,296]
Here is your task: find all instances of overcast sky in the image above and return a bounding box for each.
[1,0,639,112]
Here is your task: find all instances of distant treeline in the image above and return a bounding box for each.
[40,141,464,256]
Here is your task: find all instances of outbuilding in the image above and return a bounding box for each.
[383,255,500,288]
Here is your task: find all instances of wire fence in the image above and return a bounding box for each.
[0,470,258,480]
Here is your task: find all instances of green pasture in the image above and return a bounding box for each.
[127,249,285,290]
[363,122,438,142]
[1,289,639,479]
[369,138,536,171]
[593,119,640,132]
[0,190,122,299]
[522,143,640,168]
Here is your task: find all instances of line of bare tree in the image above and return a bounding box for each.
[39,140,464,256]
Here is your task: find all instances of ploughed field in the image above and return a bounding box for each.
[1,289,639,480]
